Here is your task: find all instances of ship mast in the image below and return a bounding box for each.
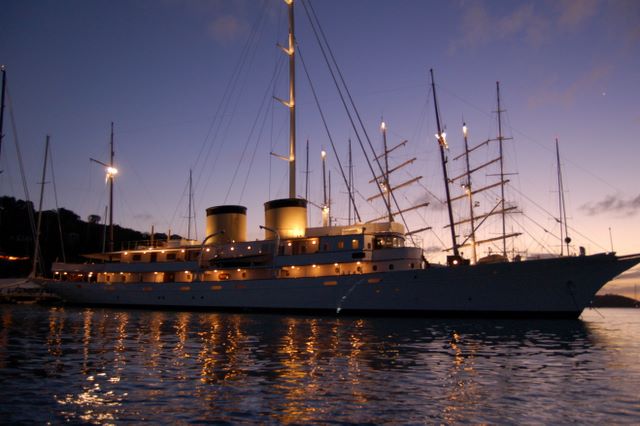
[187,169,193,240]
[108,122,115,252]
[305,139,310,200]
[556,138,570,255]
[32,135,49,277]
[321,148,329,226]
[348,138,353,225]
[381,120,393,222]
[430,69,459,259]
[496,82,508,257]
[0,66,6,171]
[90,122,117,253]
[286,0,296,198]
[462,123,478,263]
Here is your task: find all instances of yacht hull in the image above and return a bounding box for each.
[45,253,640,318]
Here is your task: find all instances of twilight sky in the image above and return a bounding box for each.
[1,0,639,295]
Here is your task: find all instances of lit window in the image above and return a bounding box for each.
[352,239,359,249]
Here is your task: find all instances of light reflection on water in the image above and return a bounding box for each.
[0,306,639,424]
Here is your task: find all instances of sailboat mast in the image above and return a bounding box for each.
[556,139,564,255]
[496,82,507,257]
[321,149,328,226]
[108,122,115,252]
[348,138,353,225]
[32,135,49,277]
[462,123,477,263]
[381,121,392,222]
[287,0,296,199]
[188,169,193,240]
[102,205,107,253]
[556,138,570,255]
[0,66,6,166]
[305,139,309,200]
[430,69,459,257]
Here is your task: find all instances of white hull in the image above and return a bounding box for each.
[45,253,640,318]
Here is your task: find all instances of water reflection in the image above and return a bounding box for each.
[0,305,638,424]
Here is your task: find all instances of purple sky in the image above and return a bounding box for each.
[1,0,639,294]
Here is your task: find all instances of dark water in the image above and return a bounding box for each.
[0,305,639,424]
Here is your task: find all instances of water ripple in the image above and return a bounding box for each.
[0,305,639,424]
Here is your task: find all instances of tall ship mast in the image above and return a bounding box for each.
[430,69,463,265]
[0,66,6,171]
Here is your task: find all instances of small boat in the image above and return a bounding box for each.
[44,1,640,318]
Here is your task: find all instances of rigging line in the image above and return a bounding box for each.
[296,43,361,221]
[224,54,283,204]
[239,77,279,203]
[446,82,622,194]
[168,176,190,236]
[116,155,170,229]
[428,227,447,252]
[508,182,566,230]
[300,0,389,216]
[303,0,414,240]
[192,1,269,199]
[48,142,66,262]
[199,5,272,201]
[191,1,267,173]
[305,0,415,240]
[416,179,446,206]
[510,214,554,256]
[7,86,38,264]
[305,0,387,180]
